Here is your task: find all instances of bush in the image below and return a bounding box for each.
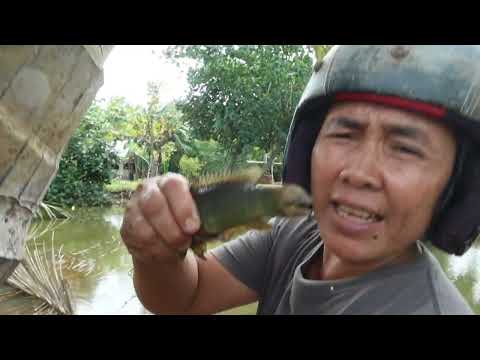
[179,155,202,180]
[45,103,119,207]
[105,179,142,193]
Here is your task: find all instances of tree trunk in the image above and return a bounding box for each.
[266,155,276,182]
[228,152,239,171]
[150,150,162,177]
[152,135,172,177]
[0,45,114,282]
[265,144,276,181]
[127,160,135,181]
[157,150,163,175]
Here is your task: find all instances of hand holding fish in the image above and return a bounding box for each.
[120,173,200,265]
[121,167,312,263]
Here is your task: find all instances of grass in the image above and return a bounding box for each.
[105,179,142,193]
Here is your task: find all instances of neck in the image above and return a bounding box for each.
[309,244,419,281]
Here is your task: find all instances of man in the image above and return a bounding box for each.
[121,45,480,314]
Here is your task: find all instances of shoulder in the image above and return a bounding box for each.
[421,245,474,315]
[262,214,321,280]
[270,214,321,259]
[253,214,321,314]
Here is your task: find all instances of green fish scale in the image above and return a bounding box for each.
[192,182,280,235]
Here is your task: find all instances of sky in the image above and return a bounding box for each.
[95,45,190,107]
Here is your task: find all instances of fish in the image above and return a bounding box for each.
[187,166,312,259]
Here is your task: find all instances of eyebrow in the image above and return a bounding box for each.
[385,125,430,146]
[328,116,431,146]
[328,116,364,131]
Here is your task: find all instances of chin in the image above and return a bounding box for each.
[320,230,382,264]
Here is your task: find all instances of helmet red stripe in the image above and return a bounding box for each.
[335,92,447,119]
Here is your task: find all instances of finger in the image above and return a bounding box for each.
[122,206,178,262]
[127,246,154,264]
[121,201,156,247]
[137,177,191,250]
[158,173,201,235]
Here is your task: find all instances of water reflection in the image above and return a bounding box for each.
[75,270,142,315]
[104,213,123,230]
[2,207,480,315]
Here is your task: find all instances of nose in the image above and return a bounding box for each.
[339,143,383,191]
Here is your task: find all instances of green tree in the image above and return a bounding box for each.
[45,101,119,207]
[105,85,188,178]
[166,45,316,173]
[173,138,229,179]
[179,155,202,180]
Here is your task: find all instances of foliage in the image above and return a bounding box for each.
[46,46,332,206]
[312,45,332,61]
[161,141,177,174]
[172,138,231,178]
[166,45,316,172]
[105,179,142,193]
[46,89,186,206]
[191,139,227,175]
[108,85,188,178]
[179,155,202,180]
[45,101,119,207]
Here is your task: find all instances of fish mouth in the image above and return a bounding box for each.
[279,184,313,217]
[331,200,384,224]
[296,199,313,210]
[283,201,312,216]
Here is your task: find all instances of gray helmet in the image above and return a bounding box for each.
[282,45,480,256]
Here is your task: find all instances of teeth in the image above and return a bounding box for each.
[336,204,377,223]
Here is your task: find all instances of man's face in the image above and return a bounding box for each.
[311,102,456,264]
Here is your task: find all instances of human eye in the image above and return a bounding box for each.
[392,143,424,158]
[328,132,353,139]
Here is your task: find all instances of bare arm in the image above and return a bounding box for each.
[121,174,257,315]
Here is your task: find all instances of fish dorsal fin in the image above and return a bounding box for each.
[190,166,263,192]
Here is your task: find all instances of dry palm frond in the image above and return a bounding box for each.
[6,235,75,315]
[61,255,96,276]
[34,201,72,221]
[0,288,22,301]
[27,219,69,240]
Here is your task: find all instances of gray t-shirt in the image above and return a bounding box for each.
[210,215,474,315]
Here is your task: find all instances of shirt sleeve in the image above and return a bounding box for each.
[209,225,275,295]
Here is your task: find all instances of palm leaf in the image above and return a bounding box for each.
[1,232,94,315]
[34,201,72,221]
[6,235,74,315]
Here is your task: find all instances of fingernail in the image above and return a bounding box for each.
[184,216,200,234]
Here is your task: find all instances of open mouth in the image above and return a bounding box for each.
[332,201,383,224]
